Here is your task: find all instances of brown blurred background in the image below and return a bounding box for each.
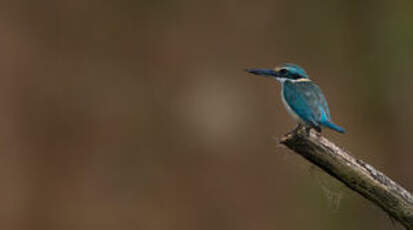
[0,0,412,229]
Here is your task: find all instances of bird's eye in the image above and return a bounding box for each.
[292,74,300,79]
[279,68,287,74]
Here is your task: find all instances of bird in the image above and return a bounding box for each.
[246,63,345,134]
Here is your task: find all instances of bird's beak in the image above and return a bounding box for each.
[245,68,279,79]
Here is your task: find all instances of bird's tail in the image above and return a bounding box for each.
[321,121,345,133]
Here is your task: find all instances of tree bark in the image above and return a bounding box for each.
[280,130,413,229]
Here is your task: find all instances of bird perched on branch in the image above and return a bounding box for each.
[246,63,345,134]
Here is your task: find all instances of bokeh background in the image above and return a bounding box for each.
[0,1,412,229]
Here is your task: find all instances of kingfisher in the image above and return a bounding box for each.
[246,63,345,134]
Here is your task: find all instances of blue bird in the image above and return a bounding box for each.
[246,63,345,134]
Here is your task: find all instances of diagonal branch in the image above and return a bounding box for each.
[280,130,413,230]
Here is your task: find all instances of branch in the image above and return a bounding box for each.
[280,130,413,229]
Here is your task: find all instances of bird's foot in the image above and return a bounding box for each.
[310,126,322,138]
[304,126,312,136]
[288,124,305,135]
[288,124,322,137]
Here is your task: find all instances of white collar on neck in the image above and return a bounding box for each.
[277,78,311,83]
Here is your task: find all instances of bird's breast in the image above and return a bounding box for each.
[281,84,301,121]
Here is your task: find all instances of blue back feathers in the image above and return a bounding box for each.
[283,80,345,133]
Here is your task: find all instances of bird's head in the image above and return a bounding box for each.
[246,63,309,82]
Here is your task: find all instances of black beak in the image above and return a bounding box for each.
[245,68,278,78]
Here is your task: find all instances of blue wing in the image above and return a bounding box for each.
[283,81,331,128]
